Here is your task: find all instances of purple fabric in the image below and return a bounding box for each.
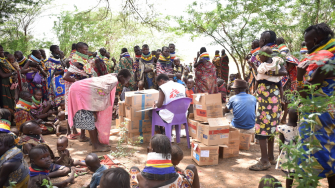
[151,98,192,148]
[33,72,42,84]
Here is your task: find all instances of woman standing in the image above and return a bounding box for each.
[0,45,17,114]
[194,47,218,94]
[156,46,174,78]
[113,48,135,94]
[296,23,335,187]
[67,70,131,152]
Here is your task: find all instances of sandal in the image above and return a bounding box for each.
[79,137,90,142]
[67,134,78,140]
[249,161,271,171]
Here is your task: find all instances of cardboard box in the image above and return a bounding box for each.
[198,118,230,146]
[188,117,200,141]
[193,93,223,122]
[125,89,159,108]
[125,118,152,133]
[191,140,219,166]
[220,128,240,158]
[119,101,125,116]
[116,116,124,129]
[127,132,152,143]
[125,106,150,121]
[239,133,252,150]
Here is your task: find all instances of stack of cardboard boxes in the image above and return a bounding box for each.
[189,93,241,166]
[117,89,159,143]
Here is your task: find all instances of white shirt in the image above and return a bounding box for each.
[256,56,283,83]
[159,81,186,105]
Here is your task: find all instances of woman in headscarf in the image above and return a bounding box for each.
[68,69,131,152]
[21,50,48,102]
[194,47,218,94]
[0,45,17,114]
[295,23,335,187]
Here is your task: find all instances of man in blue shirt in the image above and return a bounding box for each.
[224,79,256,133]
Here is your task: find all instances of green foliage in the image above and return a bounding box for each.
[0,0,53,55]
[41,179,53,188]
[110,121,143,158]
[0,0,38,24]
[173,0,335,78]
[53,8,175,58]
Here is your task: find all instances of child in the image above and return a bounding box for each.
[28,145,75,188]
[183,69,189,84]
[84,153,107,188]
[258,175,282,188]
[173,57,183,74]
[31,89,54,121]
[276,108,298,188]
[14,91,34,130]
[174,72,185,85]
[255,46,284,103]
[217,78,227,103]
[171,145,184,173]
[99,168,130,188]
[186,79,195,114]
[55,136,86,167]
[0,133,30,188]
[54,101,68,136]
[227,74,236,97]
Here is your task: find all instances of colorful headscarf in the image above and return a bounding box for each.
[0,119,11,133]
[200,52,210,61]
[15,98,32,111]
[142,152,176,175]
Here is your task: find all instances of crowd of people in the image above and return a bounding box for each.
[0,21,334,187]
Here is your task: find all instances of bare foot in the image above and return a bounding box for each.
[92,145,111,152]
[68,167,75,184]
[56,132,62,137]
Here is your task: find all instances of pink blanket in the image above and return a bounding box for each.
[68,73,118,144]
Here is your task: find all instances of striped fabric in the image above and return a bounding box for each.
[200,52,210,61]
[142,152,176,175]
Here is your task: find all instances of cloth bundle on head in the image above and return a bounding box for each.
[142,152,176,176]
[200,52,210,61]
[68,73,118,144]
[16,98,32,111]
[0,119,11,133]
[300,46,308,54]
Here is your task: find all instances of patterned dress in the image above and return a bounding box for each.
[115,55,135,94]
[195,59,218,94]
[0,57,16,113]
[94,55,108,76]
[298,41,335,178]
[220,54,229,83]
[26,58,48,102]
[156,55,173,76]
[45,57,65,106]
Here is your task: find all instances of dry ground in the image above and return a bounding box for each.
[45,128,328,188]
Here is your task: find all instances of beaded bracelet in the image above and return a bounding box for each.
[268,71,273,76]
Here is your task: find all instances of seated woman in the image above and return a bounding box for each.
[130,134,200,188]
[14,91,54,135]
[31,89,55,121]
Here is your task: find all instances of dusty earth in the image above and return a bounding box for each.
[45,126,328,188]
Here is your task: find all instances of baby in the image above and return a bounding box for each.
[171,145,184,174]
[255,46,284,103]
[84,153,107,188]
[55,136,86,168]
[28,145,75,188]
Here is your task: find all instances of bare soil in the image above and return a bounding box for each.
[45,128,328,188]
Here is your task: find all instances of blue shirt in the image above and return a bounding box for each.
[90,165,107,188]
[226,92,256,130]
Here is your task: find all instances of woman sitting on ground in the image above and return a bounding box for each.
[130,134,200,188]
